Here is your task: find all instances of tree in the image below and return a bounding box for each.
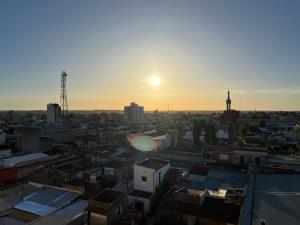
[238,122,249,138]
[228,122,236,142]
[193,120,207,145]
[204,121,217,144]
[259,119,266,128]
[193,121,201,145]
[295,124,300,137]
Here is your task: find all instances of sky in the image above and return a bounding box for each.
[0,0,299,111]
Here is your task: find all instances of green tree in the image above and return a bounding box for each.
[228,122,236,142]
[204,121,217,144]
[259,119,266,128]
[193,120,207,145]
[238,122,249,138]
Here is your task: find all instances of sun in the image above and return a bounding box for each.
[149,74,161,87]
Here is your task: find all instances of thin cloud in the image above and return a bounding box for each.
[232,88,300,94]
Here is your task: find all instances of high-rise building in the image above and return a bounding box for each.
[124,102,144,124]
[47,103,61,124]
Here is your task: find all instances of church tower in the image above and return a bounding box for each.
[226,90,231,111]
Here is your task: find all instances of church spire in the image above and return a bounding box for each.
[226,90,231,111]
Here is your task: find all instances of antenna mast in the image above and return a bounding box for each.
[60,71,68,117]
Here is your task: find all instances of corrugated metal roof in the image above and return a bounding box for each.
[1,153,48,167]
[15,201,56,217]
[30,200,88,225]
[14,186,80,217]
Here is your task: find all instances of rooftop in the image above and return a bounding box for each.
[1,153,49,167]
[94,189,124,204]
[165,188,240,224]
[0,182,41,212]
[183,168,248,191]
[251,174,300,225]
[105,159,127,169]
[190,166,209,176]
[199,196,241,224]
[14,186,80,217]
[136,157,169,170]
[30,199,88,225]
[130,189,153,199]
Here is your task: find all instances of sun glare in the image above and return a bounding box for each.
[149,74,161,87]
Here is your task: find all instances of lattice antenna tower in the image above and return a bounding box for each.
[60,71,68,117]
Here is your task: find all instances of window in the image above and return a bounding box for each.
[158,172,161,184]
[255,156,261,165]
[116,207,121,215]
[260,219,267,225]
[240,156,245,164]
[219,154,229,160]
[205,152,212,160]
[141,176,147,182]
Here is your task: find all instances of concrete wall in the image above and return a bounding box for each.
[134,163,170,193]
[128,195,151,213]
[153,163,170,188]
[134,165,155,192]
[90,212,107,225]
[47,103,60,124]
[16,127,40,153]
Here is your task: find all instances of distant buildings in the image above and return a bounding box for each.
[201,143,269,168]
[16,127,40,153]
[124,102,144,125]
[47,103,61,124]
[0,129,6,146]
[0,152,57,186]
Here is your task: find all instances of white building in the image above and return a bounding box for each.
[124,102,144,124]
[47,103,61,124]
[216,129,229,140]
[153,134,172,150]
[128,157,170,213]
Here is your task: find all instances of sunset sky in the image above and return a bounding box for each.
[0,0,299,111]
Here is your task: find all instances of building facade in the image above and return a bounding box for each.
[47,103,61,124]
[124,102,144,124]
[128,157,170,213]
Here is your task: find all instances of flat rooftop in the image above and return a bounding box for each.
[0,182,40,212]
[136,157,169,170]
[1,153,49,167]
[14,186,80,217]
[130,189,153,199]
[251,174,300,225]
[94,189,124,204]
[29,199,88,225]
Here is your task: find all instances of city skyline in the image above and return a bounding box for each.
[0,0,300,111]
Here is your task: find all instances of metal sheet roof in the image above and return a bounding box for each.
[251,175,300,225]
[14,186,80,217]
[2,153,48,167]
[30,200,88,225]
